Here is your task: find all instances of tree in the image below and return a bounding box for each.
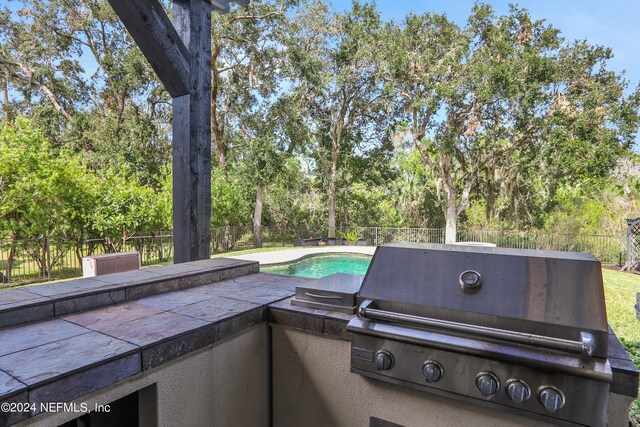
[287,0,387,237]
[384,4,639,242]
[235,93,308,247]
[209,0,296,170]
[236,117,285,248]
[0,118,97,278]
[0,1,171,184]
[385,10,480,242]
[89,168,171,252]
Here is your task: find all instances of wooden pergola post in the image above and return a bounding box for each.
[171,0,212,263]
[106,0,247,263]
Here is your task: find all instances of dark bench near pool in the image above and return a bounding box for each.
[293,237,322,246]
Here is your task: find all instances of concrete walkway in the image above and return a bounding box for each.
[227,246,376,265]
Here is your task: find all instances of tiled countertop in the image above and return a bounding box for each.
[0,258,258,328]
[0,260,308,426]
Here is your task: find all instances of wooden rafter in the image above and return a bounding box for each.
[107,0,191,98]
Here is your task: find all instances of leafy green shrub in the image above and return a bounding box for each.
[340,231,360,242]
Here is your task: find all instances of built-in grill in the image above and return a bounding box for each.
[347,243,612,426]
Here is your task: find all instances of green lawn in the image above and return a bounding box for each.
[603,269,640,426]
[603,269,640,342]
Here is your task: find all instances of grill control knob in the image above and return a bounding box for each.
[475,372,500,396]
[422,360,444,383]
[538,387,565,414]
[374,350,394,371]
[459,270,482,292]
[506,379,531,404]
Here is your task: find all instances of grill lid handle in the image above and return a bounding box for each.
[357,299,595,358]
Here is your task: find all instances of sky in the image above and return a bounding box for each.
[331,0,640,94]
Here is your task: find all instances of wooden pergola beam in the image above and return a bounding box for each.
[107,0,191,98]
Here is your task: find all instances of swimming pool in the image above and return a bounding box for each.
[261,253,372,279]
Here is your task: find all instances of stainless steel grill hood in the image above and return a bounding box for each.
[347,243,612,426]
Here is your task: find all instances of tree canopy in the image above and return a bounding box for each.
[1,0,638,246]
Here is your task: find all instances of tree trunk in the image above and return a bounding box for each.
[253,182,264,248]
[327,160,337,238]
[45,236,51,281]
[6,243,15,283]
[40,238,47,277]
[223,220,232,251]
[75,239,83,267]
[2,79,10,121]
[444,201,458,244]
[440,156,475,244]
[211,43,227,171]
[158,233,165,262]
[215,142,227,170]
[343,202,348,226]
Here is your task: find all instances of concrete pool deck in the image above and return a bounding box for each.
[227,246,376,265]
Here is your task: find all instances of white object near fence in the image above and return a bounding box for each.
[82,252,141,277]
[452,241,498,247]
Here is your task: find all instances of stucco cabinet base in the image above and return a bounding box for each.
[272,326,632,427]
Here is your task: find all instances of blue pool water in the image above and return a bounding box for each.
[262,254,372,279]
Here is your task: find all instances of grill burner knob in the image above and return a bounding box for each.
[475,372,500,396]
[459,270,482,292]
[506,379,531,404]
[422,360,444,383]
[374,350,394,371]
[538,387,565,413]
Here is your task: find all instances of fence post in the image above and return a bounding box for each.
[624,217,640,271]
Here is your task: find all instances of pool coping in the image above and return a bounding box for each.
[260,252,373,272]
[226,246,376,265]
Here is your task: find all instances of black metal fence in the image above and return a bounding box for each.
[0,234,173,286]
[210,226,624,264]
[0,227,625,287]
[210,226,446,252]
[458,229,625,265]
